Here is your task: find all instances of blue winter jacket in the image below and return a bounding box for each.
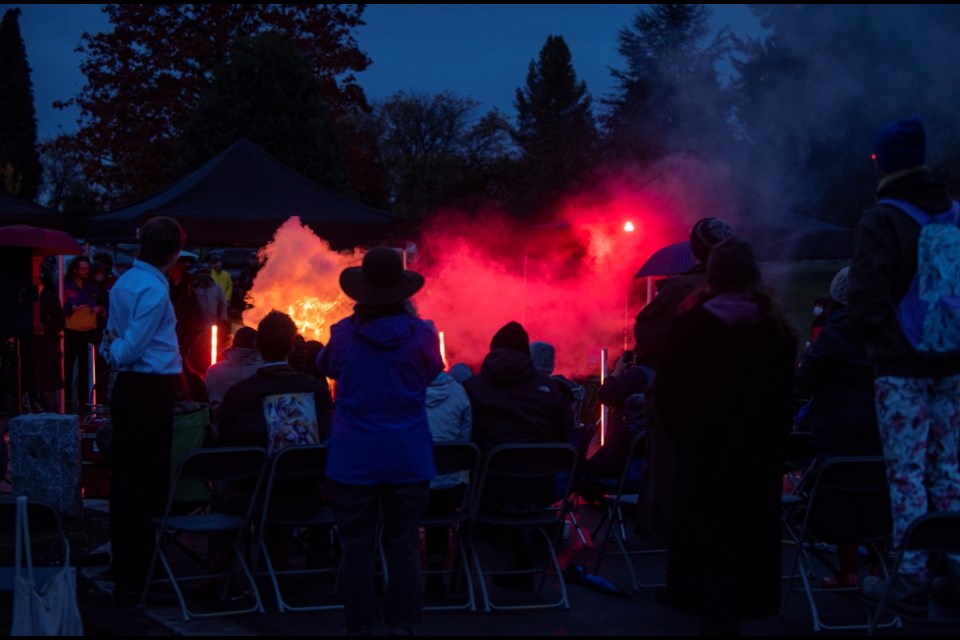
[316,312,444,484]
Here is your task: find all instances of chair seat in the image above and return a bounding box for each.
[152,512,248,533]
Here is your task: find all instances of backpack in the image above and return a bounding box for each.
[879,198,960,355]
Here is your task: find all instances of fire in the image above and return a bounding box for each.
[242,217,362,345]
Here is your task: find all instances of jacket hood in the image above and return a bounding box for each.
[703,292,763,327]
[480,348,536,384]
[354,313,417,349]
[426,371,456,408]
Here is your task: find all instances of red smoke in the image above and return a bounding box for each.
[244,159,734,377]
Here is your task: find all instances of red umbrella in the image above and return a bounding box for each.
[0,224,83,256]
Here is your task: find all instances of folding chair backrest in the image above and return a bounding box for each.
[177,446,268,485]
[433,441,480,476]
[807,456,891,543]
[474,443,578,512]
[267,444,329,485]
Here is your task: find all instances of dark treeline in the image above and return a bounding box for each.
[3,4,960,238]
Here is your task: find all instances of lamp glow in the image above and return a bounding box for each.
[623,221,635,232]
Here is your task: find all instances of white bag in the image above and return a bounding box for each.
[10,496,84,636]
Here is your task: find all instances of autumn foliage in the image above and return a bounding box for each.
[58,4,371,206]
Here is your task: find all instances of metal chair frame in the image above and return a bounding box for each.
[141,446,269,622]
[590,433,665,593]
[420,441,481,612]
[254,444,343,613]
[780,455,900,632]
[468,442,578,613]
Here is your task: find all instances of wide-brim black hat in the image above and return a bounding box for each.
[340,246,424,305]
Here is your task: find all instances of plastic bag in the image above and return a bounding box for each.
[10,496,84,636]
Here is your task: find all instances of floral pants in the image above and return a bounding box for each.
[875,373,960,578]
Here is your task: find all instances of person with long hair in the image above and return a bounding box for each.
[62,255,106,411]
[655,236,799,636]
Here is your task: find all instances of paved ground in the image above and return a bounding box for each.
[73,497,960,637]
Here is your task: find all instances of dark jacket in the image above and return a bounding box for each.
[217,363,333,450]
[848,167,960,378]
[655,294,797,619]
[634,263,708,366]
[464,348,574,455]
[795,306,881,456]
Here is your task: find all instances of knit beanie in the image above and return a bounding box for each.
[490,321,530,356]
[707,236,761,292]
[529,341,556,375]
[232,326,257,349]
[829,266,851,306]
[874,117,926,173]
[689,217,734,262]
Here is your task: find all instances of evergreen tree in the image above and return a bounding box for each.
[603,4,733,164]
[175,32,349,193]
[0,8,42,199]
[512,34,596,220]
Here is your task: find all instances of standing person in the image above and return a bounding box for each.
[632,216,733,540]
[168,256,203,358]
[315,246,443,636]
[655,237,798,635]
[848,116,960,615]
[27,260,65,412]
[62,255,106,412]
[193,261,228,336]
[99,216,186,605]
[209,252,233,308]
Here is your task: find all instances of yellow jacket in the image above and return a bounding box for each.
[211,268,232,304]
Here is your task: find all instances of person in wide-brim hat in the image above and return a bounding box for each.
[339,246,424,305]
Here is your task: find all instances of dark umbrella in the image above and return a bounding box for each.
[634,241,695,278]
[0,224,83,256]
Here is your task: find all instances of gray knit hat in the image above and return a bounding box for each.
[830,266,850,306]
[529,341,556,375]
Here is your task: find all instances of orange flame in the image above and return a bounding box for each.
[242,217,362,345]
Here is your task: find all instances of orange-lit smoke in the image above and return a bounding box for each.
[243,217,363,344]
[243,157,740,377]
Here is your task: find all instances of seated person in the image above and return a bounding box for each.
[795,266,883,588]
[463,321,574,588]
[204,326,264,428]
[581,350,654,501]
[212,310,334,566]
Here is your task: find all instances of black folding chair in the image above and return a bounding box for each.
[468,442,578,613]
[0,496,72,593]
[141,446,269,621]
[867,510,960,635]
[254,444,343,613]
[781,456,899,632]
[420,441,481,612]
[590,433,664,593]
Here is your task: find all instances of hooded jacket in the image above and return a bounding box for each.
[426,371,473,489]
[316,313,444,484]
[848,167,960,377]
[463,347,574,455]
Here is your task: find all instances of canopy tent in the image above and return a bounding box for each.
[0,190,64,230]
[85,138,406,248]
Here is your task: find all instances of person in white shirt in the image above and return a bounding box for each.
[100,215,186,606]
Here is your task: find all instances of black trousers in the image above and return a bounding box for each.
[108,371,178,593]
